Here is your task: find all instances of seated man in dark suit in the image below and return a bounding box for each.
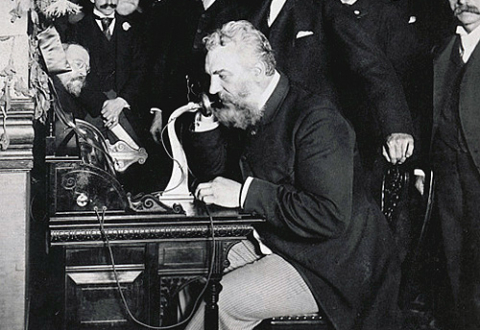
[183,20,402,330]
[53,43,90,120]
[51,43,92,156]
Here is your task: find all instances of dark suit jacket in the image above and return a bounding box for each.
[433,36,480,173]
[248,0,413,141]
[185,74,401,330]
[334,0,427,166]
[67,12,146,117]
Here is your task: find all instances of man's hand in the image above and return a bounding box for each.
[382,133,414,164]
[195,177,242,208]
[101,97,129,129]
[150,110,163,144]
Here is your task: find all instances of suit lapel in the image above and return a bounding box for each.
[459,40,480,172]
[250,0,272,35]
[113,14,131,91]
[269,0,295,46]
[260,73,290,126]
[85,14,104,73]
[433,36,456,137]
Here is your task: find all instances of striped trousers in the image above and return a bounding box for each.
[185,239,318,330]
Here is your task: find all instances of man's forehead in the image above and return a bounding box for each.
[66,45,89,63]
[206,44,248,72]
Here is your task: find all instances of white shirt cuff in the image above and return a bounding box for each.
[414,169,425,177]
[253,229,273,255]
[193,111,219,132]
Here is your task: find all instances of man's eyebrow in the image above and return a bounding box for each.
[212,69,228,75]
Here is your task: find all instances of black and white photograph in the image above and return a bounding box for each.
[0,0,475,329]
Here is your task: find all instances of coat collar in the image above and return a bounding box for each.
[258,72,290,126]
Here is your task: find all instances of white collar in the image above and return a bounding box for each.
[268,0,287,27]
[93,8,115,19]
[340,0,358,4]
[456,24,480,62]
[258,71,281,110]
[202,0,216,10]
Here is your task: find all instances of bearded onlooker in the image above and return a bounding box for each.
[54,43,91,120]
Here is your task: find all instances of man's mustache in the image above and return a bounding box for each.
[72,76,86,83]
[454,5,480,16]
[100,4,117,9]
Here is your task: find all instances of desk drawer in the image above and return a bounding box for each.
[158,241,209,274]
[66,245,146,267]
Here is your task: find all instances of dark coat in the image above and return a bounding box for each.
[185,74,401,330]
[248,0,413,141]
[67,12,147,117]
[52,75,87,120]
[433,36,480,173]
[334,0,425,166]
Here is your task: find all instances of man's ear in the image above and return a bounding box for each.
[252,62,264,79]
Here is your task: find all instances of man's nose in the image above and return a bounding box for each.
[209,76,221,95]
[77,67,88,77]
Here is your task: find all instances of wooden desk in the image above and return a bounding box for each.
[48,207,264,330]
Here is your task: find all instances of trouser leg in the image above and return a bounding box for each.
[185,239,318,330]
[434,143,480,330]
[457,152,480,330]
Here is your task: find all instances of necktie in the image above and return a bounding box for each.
[94,15,113,40]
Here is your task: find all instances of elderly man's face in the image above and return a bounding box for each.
[205,44,265,129]
[450,0,480,32]
[58,45,90,97]
[92,0,118,16]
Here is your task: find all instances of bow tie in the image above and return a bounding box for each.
[93,15,114,27]
[93,14,114,20]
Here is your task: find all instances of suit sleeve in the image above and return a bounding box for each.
[244,107,355,239]
[184,126,229,182]
[325,0,413,139]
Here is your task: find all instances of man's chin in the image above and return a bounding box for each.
[67,81,84,97]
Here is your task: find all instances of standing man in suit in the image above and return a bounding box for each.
[248,0,414,166]
[67,0,146,141]
[431,0,480,328]
[184,20,401,330]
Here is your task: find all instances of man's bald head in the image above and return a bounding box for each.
[57,44,90,97]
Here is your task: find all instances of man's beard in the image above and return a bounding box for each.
[66,77,86,97]
[212,91,264,130]
[454,4,480,16]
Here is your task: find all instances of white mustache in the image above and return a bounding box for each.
[454,5,480,15]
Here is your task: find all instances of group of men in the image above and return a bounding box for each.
[49,0,480,329]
